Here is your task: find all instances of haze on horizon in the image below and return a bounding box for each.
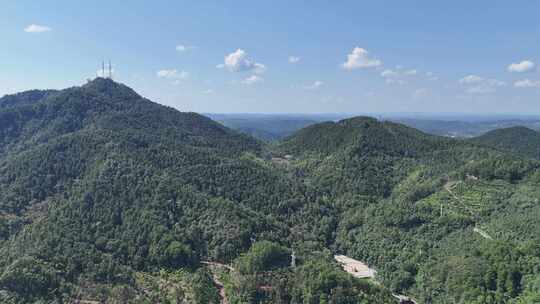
[1,1,540,114]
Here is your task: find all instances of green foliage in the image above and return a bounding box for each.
[192,268,220,304]
[291,256,387,303]
[0,79,539,303]
[235,241,290,274]
[0,256,60,300]
[514,275,540,304]
[471,126,540,159]
[226,251,395,304]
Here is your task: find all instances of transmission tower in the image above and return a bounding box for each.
[108,60,113,79]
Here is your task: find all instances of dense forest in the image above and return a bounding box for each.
[0,79,539,303]
[470,126,540,159]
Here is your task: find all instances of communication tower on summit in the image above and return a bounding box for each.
[97,60,113,79]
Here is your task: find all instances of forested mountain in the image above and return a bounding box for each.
[278,117,540,304]
[0,79,539,303]
[470,126,540,159]
[0,79,395,303]
[391,117,540,138]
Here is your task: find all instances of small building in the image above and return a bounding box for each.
[334,255,377,279]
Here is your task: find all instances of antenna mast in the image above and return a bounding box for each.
[108,60,112,79]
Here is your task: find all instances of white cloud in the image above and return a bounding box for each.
[176,44,196,52]
[508,60,535,73]
[459,75,484,84]
[24,24,52,33]
[380,68,416,85]
[381,69,398,78]
[289,56,301,63]
[342,47,382,70]
[404,69,417,75]
[304,81,324,90]
[466,86,495,94]
[157,69,189,81]
[459,75,506,94]
[203,89,214,94]
[514,79,540,88]
[157,69,177,79]
[217,49,266,73]
[241,75,264,85]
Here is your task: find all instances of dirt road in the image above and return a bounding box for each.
[202,261,234,304]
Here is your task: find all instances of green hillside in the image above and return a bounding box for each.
[278,117,540,304]
[0,79,396,303]
[0,79,539,303]
[470,126,540,159]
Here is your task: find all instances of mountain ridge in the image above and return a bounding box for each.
[470,126,540,159]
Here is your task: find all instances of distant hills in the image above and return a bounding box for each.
[206,113,322,141]
[209,113,540,141]
[470,126,540,159]
[0,79,539,303]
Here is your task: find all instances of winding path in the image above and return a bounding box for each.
[202,261,234,304]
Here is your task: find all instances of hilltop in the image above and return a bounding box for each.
[470,126,540,159]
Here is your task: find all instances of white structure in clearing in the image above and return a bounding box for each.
[334,255,377,279]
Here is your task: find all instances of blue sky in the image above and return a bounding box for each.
[1,1,540,114]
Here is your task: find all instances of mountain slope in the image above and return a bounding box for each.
[0,79,397,303]
[279,116,475,197]
[0,89,58,109]
[470,126,540,159]
[0,79,277,303]
[279,117,540,304]
[1,80,539,303]
[0,78,263,214]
